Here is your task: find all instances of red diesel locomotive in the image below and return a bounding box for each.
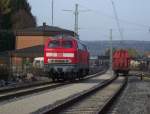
[44,35,89,81]
[113,49,131,76]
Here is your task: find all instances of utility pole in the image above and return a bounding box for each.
[51,0,54,26]
[74,4,79,35]
[63,4,79,37]
[110,29,113,75]
[63,4,89,38]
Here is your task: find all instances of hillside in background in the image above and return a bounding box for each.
[85,40,150,56]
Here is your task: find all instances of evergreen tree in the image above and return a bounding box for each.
[10,0,36,29]
[11,9,36,29]
[0,0,36,51]
[0,0,36,30]
[0,0,11,29]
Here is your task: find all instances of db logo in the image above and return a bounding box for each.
[57,53,63,57]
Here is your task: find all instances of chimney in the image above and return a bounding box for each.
[43,22,46,27]
[43,22,46,32]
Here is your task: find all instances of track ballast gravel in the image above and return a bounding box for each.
[108,76,150,114]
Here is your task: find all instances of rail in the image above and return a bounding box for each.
[0,70,106,102]
[37,75,127,114]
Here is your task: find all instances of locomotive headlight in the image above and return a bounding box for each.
[46,52,57,57]
[63,53,74,57]
[46,53,74,57]
[48,59,53,63]
[68,59,72,63]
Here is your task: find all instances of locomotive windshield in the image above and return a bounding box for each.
[48,40,73,48]
[48,40,60,48]
[62,41,73,48]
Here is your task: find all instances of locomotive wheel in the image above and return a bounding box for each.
[74,72,77,80]
[52,75,57,82]
[70,73,74,81]
[68,73,72,81]
[84,69,89,77]
[82,70,86,77]
[116,73,119,76]
[86,69,89,75]
[114,71,119,76]
[62,75,66,81]
[49,72,55,82]
[73,72,78,80]
[64,73,71,81]
[77,72,81,80]
[78,70,83,80]
[124,71,129,76]
[70,72,76,81]
[52,77,56,82]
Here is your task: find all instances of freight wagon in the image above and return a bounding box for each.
[113,49,131,76]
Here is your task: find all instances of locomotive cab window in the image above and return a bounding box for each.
[78,42,83,50]
[62,41,73,48]
[77,41,87,51]
[83,45,87,51]
[48,40,60,48]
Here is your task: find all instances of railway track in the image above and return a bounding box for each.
[0,70,106,102]
[0,80,51,93]
[0,68,103,93]
[0,70,112,114]
[38,75,127,114]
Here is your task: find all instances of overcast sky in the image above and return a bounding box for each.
[28,0,150,41]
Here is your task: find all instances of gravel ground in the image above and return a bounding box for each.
[108,76,150,114]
